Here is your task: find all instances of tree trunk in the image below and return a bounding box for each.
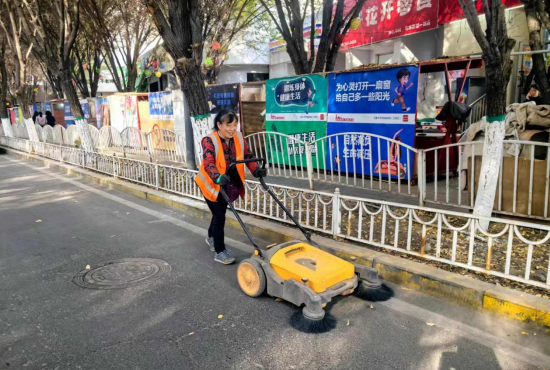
[484,59,512,116]
[60,68,84,118]
[524,1,550,103]
[0,44,8,119]
[175,59,209,117]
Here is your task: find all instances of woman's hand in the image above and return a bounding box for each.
[216,174,231,185]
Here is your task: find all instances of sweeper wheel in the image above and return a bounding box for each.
[237,259,266,297]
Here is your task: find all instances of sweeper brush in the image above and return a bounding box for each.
[222,159,394,333]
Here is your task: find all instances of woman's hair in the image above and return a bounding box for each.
[39,112,43,117]
[213,109,238,131]
[45,111,52,115]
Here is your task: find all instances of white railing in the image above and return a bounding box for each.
[147,128,186,163]
[312,132,419,196]
[421,140,550,220]
[464,94,486,132]
[245,132,310,180]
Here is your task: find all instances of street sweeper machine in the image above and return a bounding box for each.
[220,159,394,333]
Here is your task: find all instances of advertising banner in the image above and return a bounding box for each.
[42,102,52,113]
[341,0,438,49]
[64,102,75,126]
[266,74,328,169]
[95,98,110,128]
[149,92,174,121]
[327,66,418,178]
[80,99,90,120]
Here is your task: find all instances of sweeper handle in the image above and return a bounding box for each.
[218,185,263,256]
[228,159,315,245]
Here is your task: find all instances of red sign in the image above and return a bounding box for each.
[341,0,438,50]
[438,0,522,24]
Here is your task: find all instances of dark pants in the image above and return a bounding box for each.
[205,195,228,254]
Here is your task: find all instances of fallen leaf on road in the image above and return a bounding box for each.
[426,323,435,327]
[126,212,130,215]
[347,320,350,326]
[189,332,194,336]
[72,237,76,239]
[35,220,42,223]
[275,298,283,302]
[218,315,223,319]
[73,200,77,203]
[370,304,374,309]
[111,235,115,238]
[401,287,411,291]
[521,331,529,335]
[85,265,91,270]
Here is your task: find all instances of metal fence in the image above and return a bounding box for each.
[5,120,550,222]
[2,134,550,291]
[312,132,419,196]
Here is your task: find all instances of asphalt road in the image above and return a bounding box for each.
[1,153,550,370]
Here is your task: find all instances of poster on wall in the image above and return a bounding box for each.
[123,95,139,129]
[206,84,240,131]
[149,92,174,121]
[42,102,52,113]
[64,102,75,126]
[95,98,110,128]
[327,65,419,179]
[80,99,90,120]
[265,74,328,169]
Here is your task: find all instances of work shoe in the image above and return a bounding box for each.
[205,237,215,252]
[214,250,235,265]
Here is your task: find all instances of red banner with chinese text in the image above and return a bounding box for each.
[438,0,522,24]
[341,0,438,50]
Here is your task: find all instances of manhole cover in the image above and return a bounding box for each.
[72,258,171,289]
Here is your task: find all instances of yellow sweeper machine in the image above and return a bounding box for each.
[220,159,393,333]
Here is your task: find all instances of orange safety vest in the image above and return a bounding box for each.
[195,131,246,202]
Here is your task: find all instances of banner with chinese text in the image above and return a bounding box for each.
[341,0,438,49]
[266,74,328,169]
[327,66,419,178]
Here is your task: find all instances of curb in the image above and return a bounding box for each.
[4,147,550,328]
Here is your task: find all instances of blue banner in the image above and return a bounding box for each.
[327,66,419,179]
[64,102,75,126]
[149,92,174,121]
[80,100,90,120]
[42,102,52,113]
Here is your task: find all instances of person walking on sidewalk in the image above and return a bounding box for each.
[195,110,267,265]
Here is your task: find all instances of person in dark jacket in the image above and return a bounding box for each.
[525,83,544,105]
[45,111,56,127]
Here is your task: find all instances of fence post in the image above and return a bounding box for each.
[82,150,86,169]
[332,188,341,236]
[155,161,160,190]
[417,150,425,207]
[113,154,117,177]
[305,142,315,190]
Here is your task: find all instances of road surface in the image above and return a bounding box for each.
[1,153,550,370]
